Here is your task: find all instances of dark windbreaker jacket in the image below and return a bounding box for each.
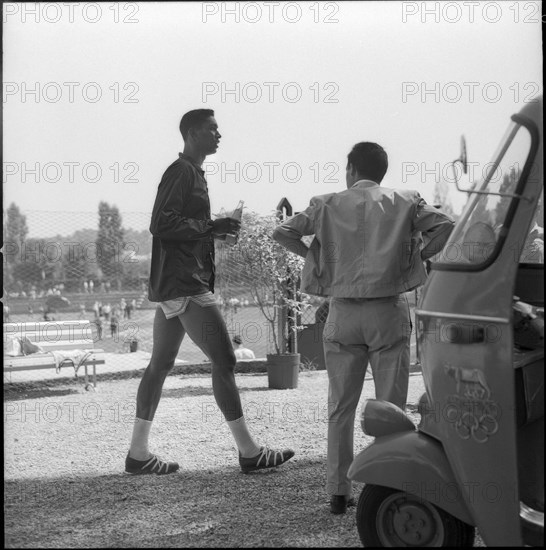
[148,154,215,302]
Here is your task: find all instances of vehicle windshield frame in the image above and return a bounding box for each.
[432,113,540,272]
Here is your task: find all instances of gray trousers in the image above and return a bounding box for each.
[323,295,411,496]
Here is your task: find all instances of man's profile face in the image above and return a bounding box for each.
[193,116,221,155]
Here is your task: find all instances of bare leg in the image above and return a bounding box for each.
[135,306,185,420]
[128,307,185,461]
[177,302,295,465]
[128,301,293,471]
[177,301,243,420]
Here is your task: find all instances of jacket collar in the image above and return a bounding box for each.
[179,153,205,174]
[351,179,379,189]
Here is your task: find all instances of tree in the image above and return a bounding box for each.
[3,203,29,291]
[493,166,519,224]
[59,229,100,291]
[12,238,62,290]
[432,179,457,221]
[3,203,28,266]
[96,202,125,290]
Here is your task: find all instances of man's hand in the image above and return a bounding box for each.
[212,217,241,237]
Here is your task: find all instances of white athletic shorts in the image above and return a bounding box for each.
[159,291,218,320]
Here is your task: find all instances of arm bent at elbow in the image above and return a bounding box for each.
[272,228,309,258]
[150,211,214,241]
[420,221,455,261]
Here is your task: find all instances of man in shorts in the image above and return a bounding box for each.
[125,109,294,475]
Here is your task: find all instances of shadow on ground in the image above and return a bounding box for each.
[4,386,85,402]
[162,385,271,399]
[4,458,363,548]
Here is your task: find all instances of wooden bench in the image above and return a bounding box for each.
[3,320,105,390]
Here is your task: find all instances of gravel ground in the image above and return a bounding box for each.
[4,370,482,548]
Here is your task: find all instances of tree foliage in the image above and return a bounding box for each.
[3,203,28,266]
[96,201,125,289]
[216,211,308,354]
[3,203,29,289]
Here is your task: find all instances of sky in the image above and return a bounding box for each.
[2,1,543,237]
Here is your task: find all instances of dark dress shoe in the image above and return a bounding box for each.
[330,495,356,514]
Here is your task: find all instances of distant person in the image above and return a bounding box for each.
[110,310,119,339]
[96,316,104,340]
[79,303,87,319]
[228,297,240,314]
[83,281,89,294]
[125,108,294,476]
[273,141,454,514]
[102,303,112,322]
[125,301,132,320]
[3,304,10,322]
[232,335,256,360]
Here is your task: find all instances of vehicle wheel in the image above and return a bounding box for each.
[356,484,475,547]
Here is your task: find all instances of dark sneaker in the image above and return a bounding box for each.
[239,446,295,474]
[124,453,179,475]
[330,495,356,515]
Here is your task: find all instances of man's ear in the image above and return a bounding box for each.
[348,163,357,177]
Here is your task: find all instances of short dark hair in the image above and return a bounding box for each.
[347,142,388,183]
[179,109,215,140]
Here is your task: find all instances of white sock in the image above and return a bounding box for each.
[226,416,261,458]
[129,418,153,460]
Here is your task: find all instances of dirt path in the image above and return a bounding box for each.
[5,370,483,547]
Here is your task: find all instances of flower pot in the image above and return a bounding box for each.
[266,353,300,389]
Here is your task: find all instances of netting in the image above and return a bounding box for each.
[2,209,323,370]
[3,207,419,376]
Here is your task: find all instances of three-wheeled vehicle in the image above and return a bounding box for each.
[348,96,544,547]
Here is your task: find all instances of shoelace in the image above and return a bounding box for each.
[142,455,169,474]
[256,447,284,467]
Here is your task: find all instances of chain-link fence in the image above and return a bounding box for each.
[2,208,325,370]
[3,207,418,376]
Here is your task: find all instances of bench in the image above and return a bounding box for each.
[3,320,105,390]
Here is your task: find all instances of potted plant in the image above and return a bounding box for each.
[216,211,310,389]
